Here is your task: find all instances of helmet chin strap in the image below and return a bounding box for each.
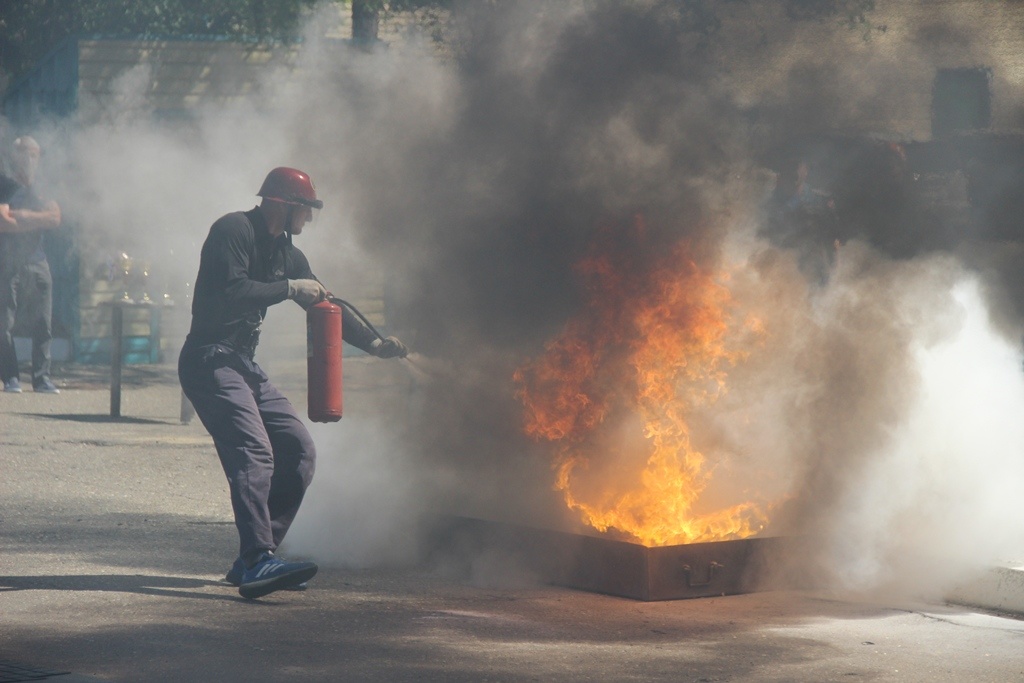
[284,205,294,245]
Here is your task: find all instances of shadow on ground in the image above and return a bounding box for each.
[24,413,174,425]
[0,574,229,602]
[50,362,180,390]
[0,512,235,577]
[0,579,910,683]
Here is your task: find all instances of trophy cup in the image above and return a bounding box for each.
[136,260,153,305]
[116,252,134,303]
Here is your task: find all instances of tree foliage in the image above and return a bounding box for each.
[0,0,873,86]
[0,0,321,84]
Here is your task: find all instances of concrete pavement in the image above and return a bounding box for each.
[2,362,1024,682]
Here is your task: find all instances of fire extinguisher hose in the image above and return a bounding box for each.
[327,294,421,369]
[326,295,386,342]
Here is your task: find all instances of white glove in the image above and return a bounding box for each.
[370,336,409,359]
[287,279,327,307]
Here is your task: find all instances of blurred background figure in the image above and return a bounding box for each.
[762,157,840,287]
[0,135,63,394]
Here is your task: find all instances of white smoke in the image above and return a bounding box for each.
[706,223,1024,599]
[16,8,447,567]
[825,275,1024,596]
[283,418,425,568]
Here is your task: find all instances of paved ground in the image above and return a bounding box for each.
[2,361,1024,682]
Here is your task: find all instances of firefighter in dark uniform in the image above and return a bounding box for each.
[178,167,408,599]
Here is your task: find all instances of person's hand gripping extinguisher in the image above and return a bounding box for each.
[288,279,327,307]
[290,278,409,359]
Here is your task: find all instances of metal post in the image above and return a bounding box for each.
[110,303,123,418]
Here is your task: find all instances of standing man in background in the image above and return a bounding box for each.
[178,167,408,599]
[0,135,62,394]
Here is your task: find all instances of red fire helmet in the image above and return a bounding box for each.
[257,167,324,210]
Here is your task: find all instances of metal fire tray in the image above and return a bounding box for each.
[429,515,788,601]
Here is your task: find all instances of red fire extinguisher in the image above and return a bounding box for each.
[307,299,343,422]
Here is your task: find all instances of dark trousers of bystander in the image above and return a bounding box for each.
[0,259,53,384]
[178,339,316,568]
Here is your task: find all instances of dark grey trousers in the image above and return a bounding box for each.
[178,340,316,567]
[0,259,53,384]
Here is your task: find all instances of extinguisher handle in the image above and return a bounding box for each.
[327,295,387,343]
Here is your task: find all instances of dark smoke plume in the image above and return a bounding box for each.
[324,2,753,520]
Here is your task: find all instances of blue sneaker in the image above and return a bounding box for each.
[224,556,307,590]
[3,378,22,393]
[238,552,317,599]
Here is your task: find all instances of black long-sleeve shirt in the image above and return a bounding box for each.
[187,207,377,352]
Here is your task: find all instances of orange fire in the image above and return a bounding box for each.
[513,216,767,546]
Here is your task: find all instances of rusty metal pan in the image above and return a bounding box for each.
[426,515,793,601]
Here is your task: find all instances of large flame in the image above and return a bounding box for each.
[514,216,767,546]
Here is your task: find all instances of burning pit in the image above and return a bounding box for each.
[425,214,799,601]
[431,515,795,601]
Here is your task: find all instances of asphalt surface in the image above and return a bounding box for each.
[2,361,1024,682]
